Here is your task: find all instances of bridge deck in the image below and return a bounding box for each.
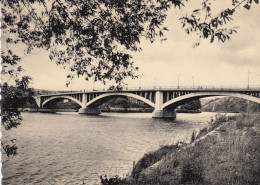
[36,87,260,97]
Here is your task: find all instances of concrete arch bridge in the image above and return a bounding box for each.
[33,87,260,118]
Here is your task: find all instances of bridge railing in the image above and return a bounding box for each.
[117,85,260,91]
[37,85,260,97]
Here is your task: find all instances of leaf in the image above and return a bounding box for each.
[210,35,215,43]
[244,4,251,10]
[193,9,200,13]
[163,27,169,31]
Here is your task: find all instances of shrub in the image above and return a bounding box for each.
[100,175,129,185]
[181,162,204,184]
[131,144,185,180]
[190,130,197,143]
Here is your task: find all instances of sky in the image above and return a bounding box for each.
[2,1,260,91]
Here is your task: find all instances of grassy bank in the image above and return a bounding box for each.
[201,97,260,113]
[102,113,260,184]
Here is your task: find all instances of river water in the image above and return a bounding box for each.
[2,112,220,184]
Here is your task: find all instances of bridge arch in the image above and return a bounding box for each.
[162,92,260,109]
[32,96,41,108]
[42,95,83,108]
[85,93,155,108]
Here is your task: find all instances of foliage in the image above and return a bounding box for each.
[43,98,81,109]
[180,0,259,47]
[1,82,34,109]
[1,0,185,85]
[181,160,204,184]
[202,96,260,113]
[99,96,152,110]
[100,175,129,185]
[235,113,260,129]
[194,113,236,141]
[1,50,34,157]
[114,97,129,108]
[131,143,186,180]
[1,142,19,157]
[108,84,124,91]
[190,130,197,143]
[179,99,201,112]
[2,0,257,85]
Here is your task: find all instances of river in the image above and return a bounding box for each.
[2,112,221,184]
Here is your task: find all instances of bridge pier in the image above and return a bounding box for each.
[78,107,101,115]
[152,91,176,118]
[152,109,176,119]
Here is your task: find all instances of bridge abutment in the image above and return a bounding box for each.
[78,107,101,115]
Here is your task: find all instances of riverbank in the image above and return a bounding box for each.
[176,109,201,113]
[21,108,77,112]
[23,107,200,113]
[202,96,260,113]
[23,107,153,113]
[100,107,153,113]
[102,113,260,184]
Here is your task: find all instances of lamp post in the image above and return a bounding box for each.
[192,76,194,89]
[247,70,250,89]
[259,75,260,89]
[178,74,180,89]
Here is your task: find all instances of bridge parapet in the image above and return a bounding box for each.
[36,86,260,97]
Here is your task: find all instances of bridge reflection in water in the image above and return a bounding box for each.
[33,86,260,119]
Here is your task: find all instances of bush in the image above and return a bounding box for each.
[131,143,186,180]
[192,114,236,141]
[235,114,258,129]
[181,162,204,184]
[190,130,197,143]
[100,175,129,185]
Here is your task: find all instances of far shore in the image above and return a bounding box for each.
[21,107,245,114]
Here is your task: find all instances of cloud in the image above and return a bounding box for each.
[4,1,259,90]
[126,2,260,89]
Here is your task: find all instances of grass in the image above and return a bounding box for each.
[192,113,236,142]
[128,113,260,185]
[131,143,187,180]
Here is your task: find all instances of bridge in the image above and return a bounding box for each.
[33,87,260,118]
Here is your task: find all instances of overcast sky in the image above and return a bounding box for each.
[3,1,260,91]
